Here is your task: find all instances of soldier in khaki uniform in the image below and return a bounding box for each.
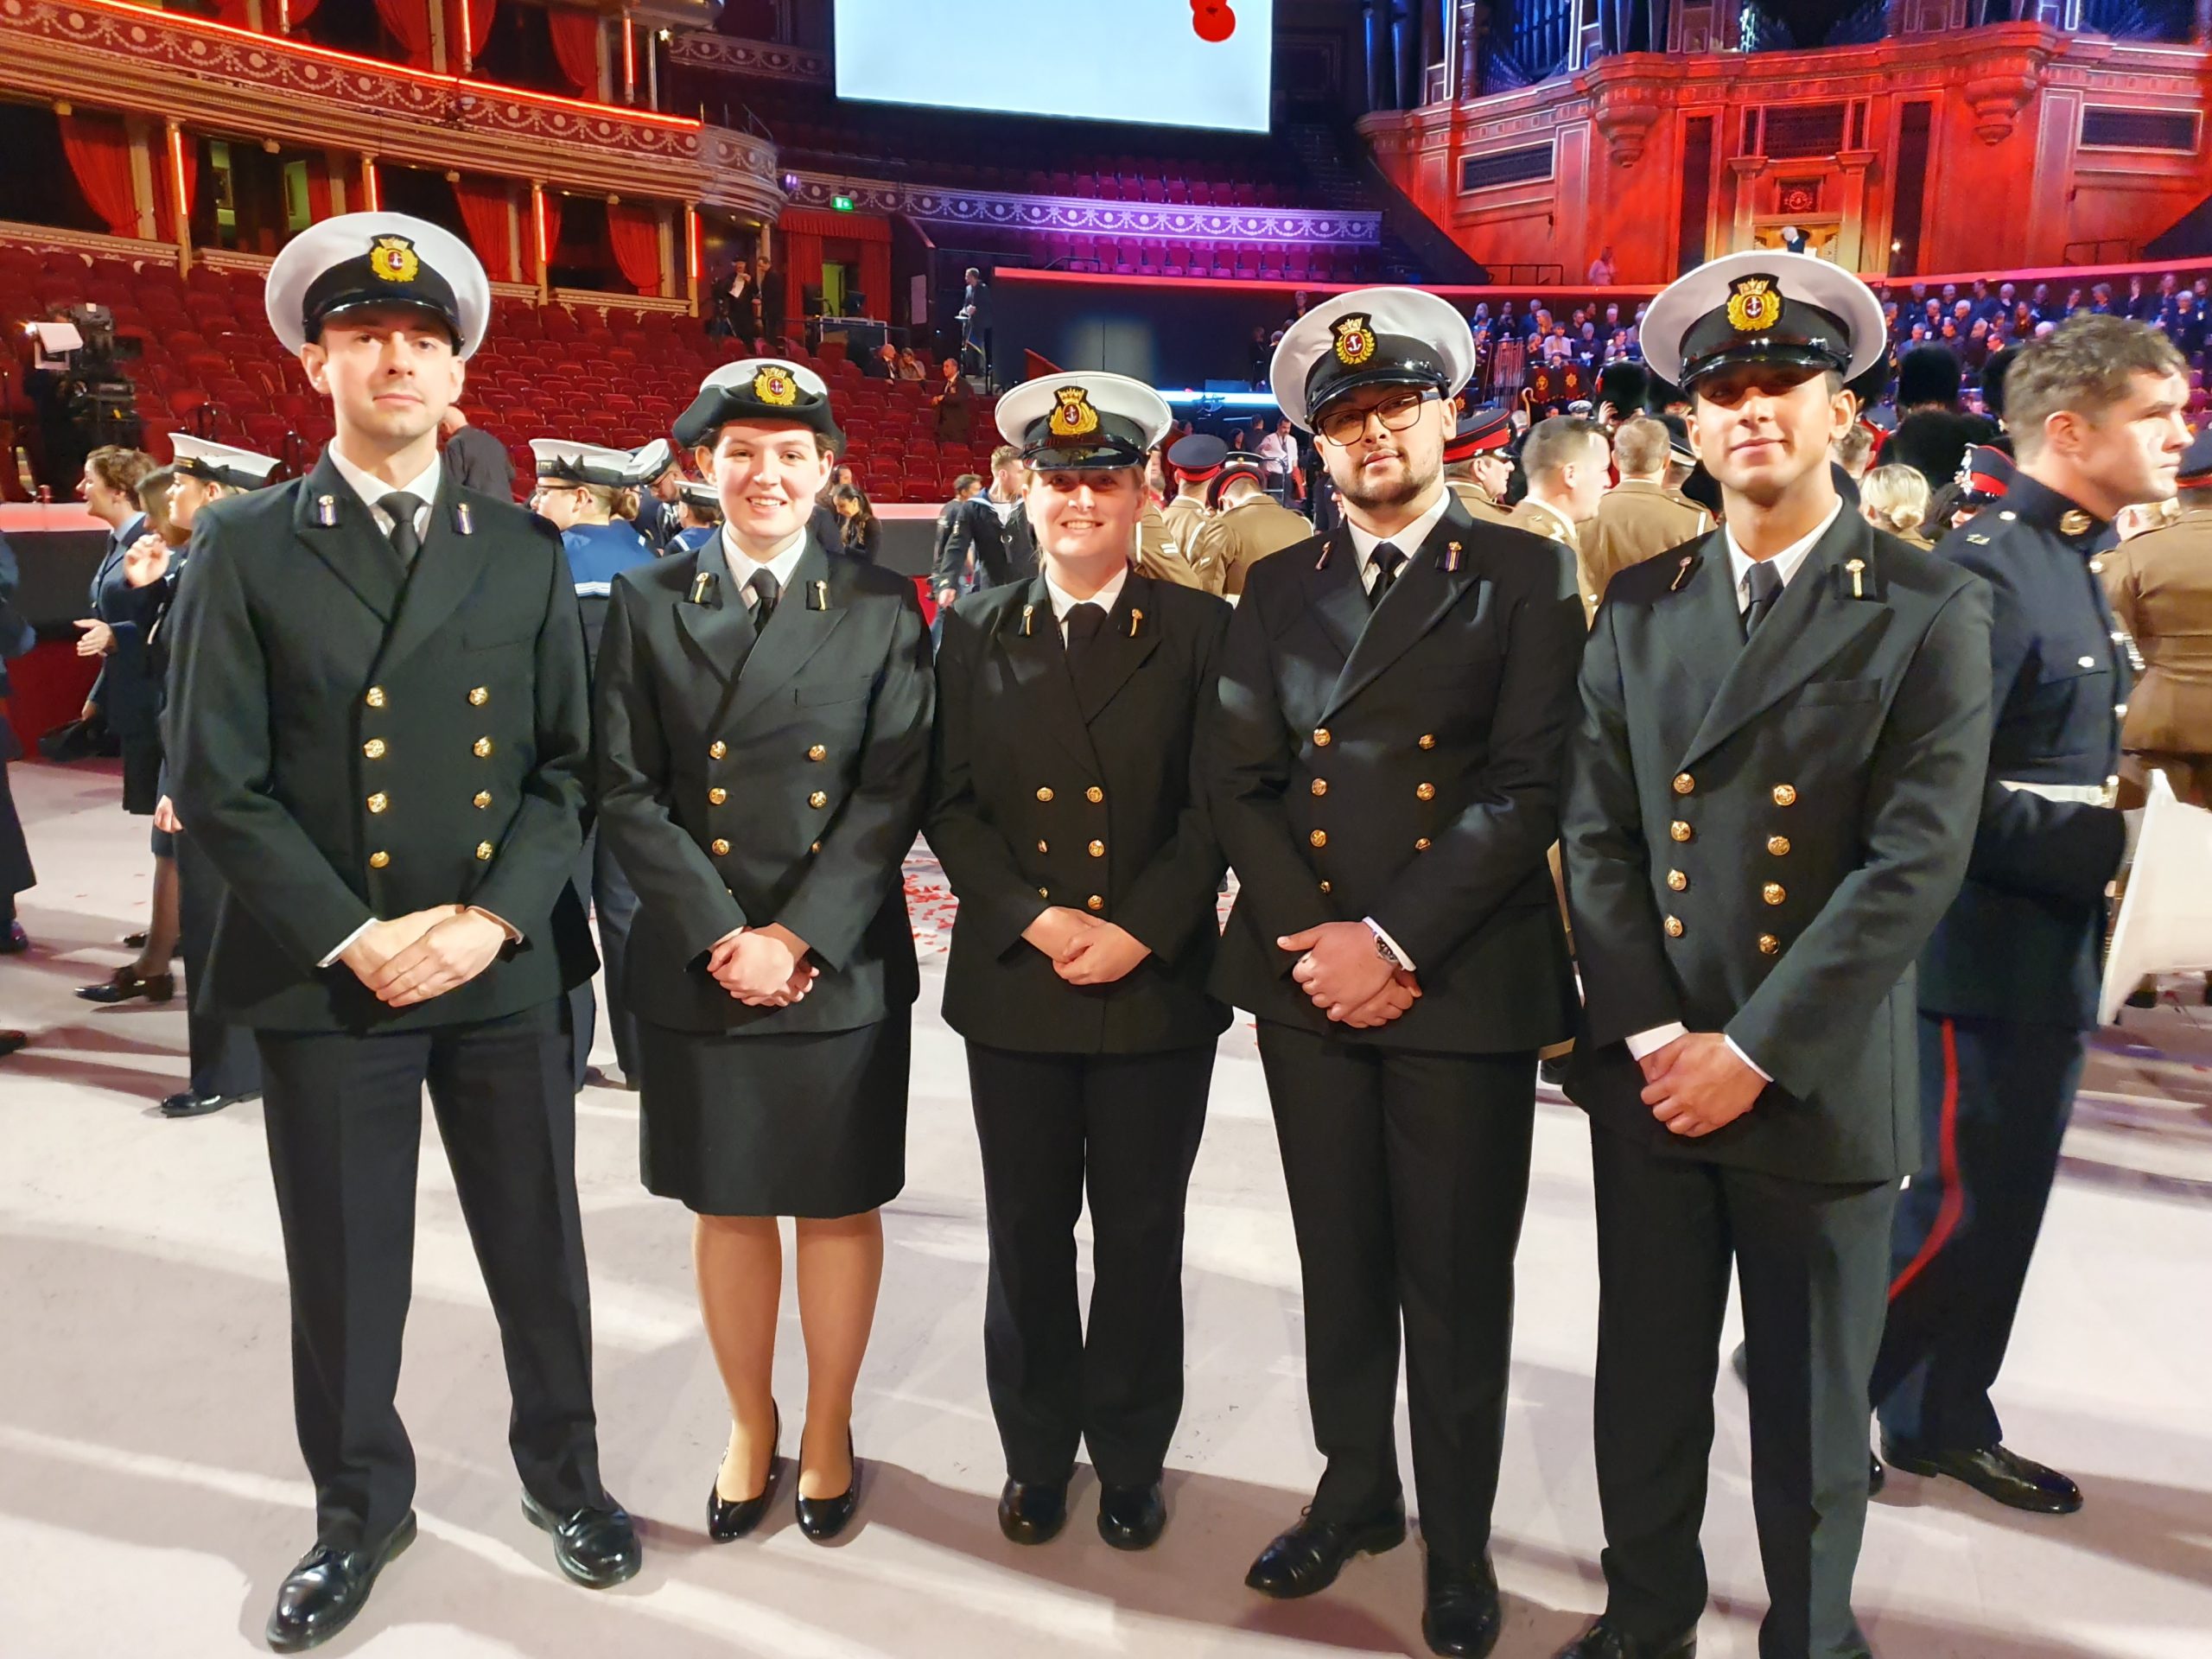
[1586,415,1713,613]
[1137,489,1207,591]
[1505,414,1611,620]
[1188,450,1313,598]
[2100,425,2212,807]
[1162,433,1224,589]
[1442,404,1516,525]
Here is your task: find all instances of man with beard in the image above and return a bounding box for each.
[1206,289,1585,1657]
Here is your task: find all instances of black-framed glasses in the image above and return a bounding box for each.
[1316,389,1437,447]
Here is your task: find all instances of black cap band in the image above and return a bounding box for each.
[1303,328,1450,426]
[674,365,844,453]
[1676,272,1852,389]
[1020,409,1153,472]
[302,235,463,346]
[173,456,267,489]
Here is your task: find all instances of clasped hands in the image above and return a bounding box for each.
[1279,921,1420,1028]
[1638,1031,1764,1138]
[1022,906,1151,984]
[340,906,510,1007]
[707,922,817,1007]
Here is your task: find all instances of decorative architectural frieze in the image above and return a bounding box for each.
[668,32,830,84]
[785,172,1381,245]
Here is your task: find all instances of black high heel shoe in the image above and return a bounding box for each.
[707,1405,782,1541]
[76,965,175,1005]
[794,1428,859,1542]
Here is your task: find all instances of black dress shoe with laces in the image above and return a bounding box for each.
[162,1089,259,1119]
[708,1406,782,1542]
[1422,1554,1503,1658]
[264,1511,416,1653]
[795,1430,860,1542]
[1244,1503,1408,1599]
[521,1491,642,1586]
[997,1478,1069,1545]
[76,965,174,1004]
[0,921,29,955]
[1097,1481,1166,1551]
[0,1030,24,1058]
[1553,1618,1697,1659]
[1878,1437,2082,1513]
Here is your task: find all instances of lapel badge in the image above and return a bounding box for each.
[315,494,338,528]
[454,502,474,537]
[689,570,716,606]
[1443,541,1463,574]
[1020,603,1036,637]
[1845,557,1866,600]
[1668,553,1694,592]
[1967,532,1992,545]
[1128,607,1144,638]
[807,579,830,611]
[2059,508,2094,538]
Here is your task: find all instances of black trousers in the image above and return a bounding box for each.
[1588,1123,1895,1659]
[257,997,605,1548]
[175,829,260,1099]
[1872,1013,2085,1452]
[566,828,640,1086]
[967,1041,1213,1488]
[0,748,32,912]
[1256,1022,1535,1568]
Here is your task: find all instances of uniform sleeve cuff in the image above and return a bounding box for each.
[1625,1022,1688,1061]
[318,918,375,969]
[1363,916,1415,973]
[467,906,523,944]
[1725,1035,1771,1083]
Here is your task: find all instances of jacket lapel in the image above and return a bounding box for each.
[1072,573,1162,723]
[377,467,496,674]
[1323,499,1482,721]
[724,538,850,729]
[292,450,401,625]
[672,543,759,687]
[995,575,1098,772]
[1677,511,1889,770]
[1648,532,1739,761]
[1302,524,1367,666]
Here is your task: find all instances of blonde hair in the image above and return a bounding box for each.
[1611,416,1669,478]
[1833,424,1875,477]
[1860,464,1930,537]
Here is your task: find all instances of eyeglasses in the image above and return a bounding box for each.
[1316,389,1435,448]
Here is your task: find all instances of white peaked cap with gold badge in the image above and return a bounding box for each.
[673,358,843,450]
[1640,249,1888,391]
[1268,287,1477,433]
[264,212,490,359]
[531,438,671,488]
[995,372,1173,469]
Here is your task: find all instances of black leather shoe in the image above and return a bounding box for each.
[708,1406,782,1542]
[521,1492,642,1586]
[0,1030,24,1058]
[1097,1482,1166,1551]
[1878,1437,2082,1514]
[76,966,174,1004]
[1552,1618,1697,1659]
[1244,1504,1407,1599]
[162,1089,258,1119]
[1422,1555,1503,1658]
[123,930,148,949]
[264,1512,416,1652]
[997,1478,1068,1545]
[795,1430,860,1542]
[0,921,28,954]
[1869,1451,1886,1497]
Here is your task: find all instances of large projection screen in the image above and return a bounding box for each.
[834,1,1275,135]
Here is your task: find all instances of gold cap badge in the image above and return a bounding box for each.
[369,234,420,284]
[753,365,798,406]
[1048,386,1101,439]
[1332,315,1376,367]
[1725,275,1778,334]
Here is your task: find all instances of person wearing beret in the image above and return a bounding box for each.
[1556,251,1993,1659]
[1189,451,1313,600]
[594,357,932,1548]
[929,372,1231,1554]
[1206,288,1586,1658]
[164,213,638,1651]
[1441,404,1516,527]
[1868,315,2188,1520]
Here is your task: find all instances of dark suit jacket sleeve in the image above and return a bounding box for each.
[1370,544,1585,968]
[1561,591,1687,1045]
[1205,581,1334,968]
[1115,600,1232,966]
[925,607,1051,958]
[469,537,593,935]
[593,577,749,960]
[166,528,377,965]
[1956,552,2126,902]
[775,587,934,970]
[1727,580,1994,1099]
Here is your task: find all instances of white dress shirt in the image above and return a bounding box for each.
[325,444,441,540]
[1042,563,1128,641]
[1624,497,1844,1080]
[722,523,809,604]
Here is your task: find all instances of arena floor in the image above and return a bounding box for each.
[3,757,2209,1659]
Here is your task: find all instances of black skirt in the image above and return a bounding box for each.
[638,1016,910,1218]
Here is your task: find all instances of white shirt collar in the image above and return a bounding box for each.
[1043,562,1128,627]
[1346,490,1452,588]
[326,443,441,531]
[721,522,809,605]
[1723,497,1843,609]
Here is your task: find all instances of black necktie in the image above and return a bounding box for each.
[747,567,780,626]
[378,492,424,568]
[1369,542,1405,609]
[1743,558,1783,638]
[1063,601,1107,660]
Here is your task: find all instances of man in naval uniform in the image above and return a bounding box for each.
[165,213,639,1654]
[1206,288,1585,1658]
[1556,251,1993,1659]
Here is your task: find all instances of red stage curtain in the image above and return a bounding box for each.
[532,191,564,280]
[447,0,493,63]
[57,112,137,238]
[607,204,662,296]
[159,135,200,242]
[859,239,891,320]
[306,156,333,222]
[454,175,515,281]
[778,207,889,319]
[207,0,252,24]
[546,9,600,92]
[373,0,435,65]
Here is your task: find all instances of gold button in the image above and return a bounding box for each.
[1037,840,1049,854]
[1088,839,1104,857]
[474,737,493,759]
[1673,772,1695,796]
[475,841,493,861]
[809,791,828,809]
[1319,880,1332,893]
[1418,733,1436,750]
[1664,915,1685,938]
[368,850,390,869]
[363,738,387,760]
[1763,882,1787,906]
[474,791,492,809]
[1414,837,1432,851]
[710,741,728,760]
[1038,886,1049,899]
[1667,869,1687,892]
[1670,820,1694,842]
[1758,933,1781,956]
[1086,786,1104,804]
[710,838,730,855]
[1037,786,1054,803]
[810,841,821,854]
[1311,779,1328,796]
[1767,836,1790,856]
[709,787,728,805]
[1086,894,1104,912]
[366,792,388,814]
[468,686,489,706]
[1415,782,1436,802]
[1771,783,1797,806]
[365,686,386,709]
[808,744,828,761]
[1313,728,1331,747]
[1310,830,1327,848]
